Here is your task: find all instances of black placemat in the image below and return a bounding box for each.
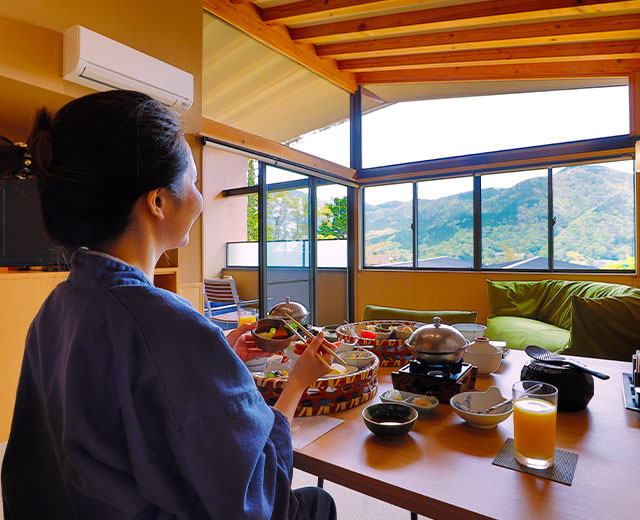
[492,438,578,485]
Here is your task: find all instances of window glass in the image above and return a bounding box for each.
[552,160,635,270]
[362,86,629,168]
[481,170,548,269]
[363,183,413,267]
[417,177,473,268]
[317,184,348,268]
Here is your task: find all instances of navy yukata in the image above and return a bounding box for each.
[2,250,334,519]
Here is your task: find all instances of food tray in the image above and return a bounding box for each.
[337,320,423,367]
[253,355,379,417]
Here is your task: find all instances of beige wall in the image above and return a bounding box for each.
[202,146,251,278]
[0,0,203,441]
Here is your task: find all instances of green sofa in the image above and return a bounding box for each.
[362,305,477,325]
[485,279,640,361]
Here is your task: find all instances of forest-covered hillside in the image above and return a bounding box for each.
[364,164,634,268]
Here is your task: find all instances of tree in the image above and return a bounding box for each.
[246,159,258,241]
[318,196,347,239]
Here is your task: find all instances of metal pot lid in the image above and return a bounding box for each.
[406,317,467,354]
[267,297,309,320]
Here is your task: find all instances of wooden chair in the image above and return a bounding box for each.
[203,277,259,327]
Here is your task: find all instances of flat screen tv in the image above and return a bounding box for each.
[0,179,65,268]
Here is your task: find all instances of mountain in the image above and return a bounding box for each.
[364,164,634,268]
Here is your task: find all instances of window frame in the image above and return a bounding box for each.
[361,150,636,273]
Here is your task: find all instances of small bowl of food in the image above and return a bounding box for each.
[321,325,340,343]
[362,402,418,437]
[251,318,295,353]
[342,349,376,369]
[393,324,415,341]
[450,386,513,429]
[380,389,438,416]
[374,323,394,340]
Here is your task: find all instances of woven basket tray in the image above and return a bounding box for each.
[336,320,423,367]
[253,355,379,417]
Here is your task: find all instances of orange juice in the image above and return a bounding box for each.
[238,314,257,326]
[513,398,557,461]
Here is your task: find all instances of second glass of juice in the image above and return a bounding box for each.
[512,381,558,469]
[238,309,258,326]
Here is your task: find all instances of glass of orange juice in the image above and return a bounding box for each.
[512,381,558,469]
[238,310,257,326]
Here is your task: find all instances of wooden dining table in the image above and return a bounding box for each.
[293,350,640,520]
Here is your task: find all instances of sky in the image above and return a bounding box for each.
[288,85,631,205]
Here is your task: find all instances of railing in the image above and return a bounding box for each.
[226,239,347,268]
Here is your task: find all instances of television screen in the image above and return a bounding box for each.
[0,179,64,267]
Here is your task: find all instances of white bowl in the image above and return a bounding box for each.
[342,349,376,369]
[452,323,487,342]
[450,387,513,429]
[463,339,503,375]
[245,357,268,372]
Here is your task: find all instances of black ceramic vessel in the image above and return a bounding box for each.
[521,361,594,411]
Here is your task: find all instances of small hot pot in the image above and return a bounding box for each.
[267,296,309,324]
[405,317,468,364]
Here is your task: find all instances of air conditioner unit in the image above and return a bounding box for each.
[63,25,193,112]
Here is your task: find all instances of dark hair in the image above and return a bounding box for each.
[0,90,189,250]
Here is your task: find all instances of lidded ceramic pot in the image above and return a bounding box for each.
[405,317,468,364]
[267,296,309,323]
[463,337,502,375]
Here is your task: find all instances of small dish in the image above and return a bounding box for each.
[453,323,487,342]
[251,318,295,353]
[374,324,393,340]
[380,389,438,415]
[362,402,418,437]
[393,325,415,341]
[342,349,376,369]
[450,387,513,429]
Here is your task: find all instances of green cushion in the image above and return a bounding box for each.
[486,280,549,320]
[567,295,640,361]
[361,305,477,325]
[538,280,640,330]
[486,316,569,354]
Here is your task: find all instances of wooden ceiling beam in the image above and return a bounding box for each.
[261,0,435,26]
[203,0,357,92]
[339,40,640,71]
[356,58,640,83]
[316,13,640,58]
[292,0,640,44]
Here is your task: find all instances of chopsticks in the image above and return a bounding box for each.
[284,322,333,371]
[284,313,348,367]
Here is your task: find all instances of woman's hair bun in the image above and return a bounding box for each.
[27,108,54,177]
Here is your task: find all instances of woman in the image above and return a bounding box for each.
[0,91,336,519]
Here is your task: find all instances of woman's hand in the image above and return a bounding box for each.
[226,323,269,362]
[287,333,333,390]
[274,332,333,423]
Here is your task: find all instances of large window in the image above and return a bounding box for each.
[363,183,413,267]
[362,86,629,168]
[481,170,548,269]
[362,158,635,272]
[418,177,474,268]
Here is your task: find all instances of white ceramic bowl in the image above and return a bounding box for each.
[380,390,438,416]
[463,339,503,375]
[342,349,376,369]
[452,323,487,342]
[245,357,268,372]
[450,387,513,429]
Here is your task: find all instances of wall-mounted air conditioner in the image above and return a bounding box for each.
[63,25,193,112]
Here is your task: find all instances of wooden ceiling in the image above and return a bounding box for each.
[203,0,640,93]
